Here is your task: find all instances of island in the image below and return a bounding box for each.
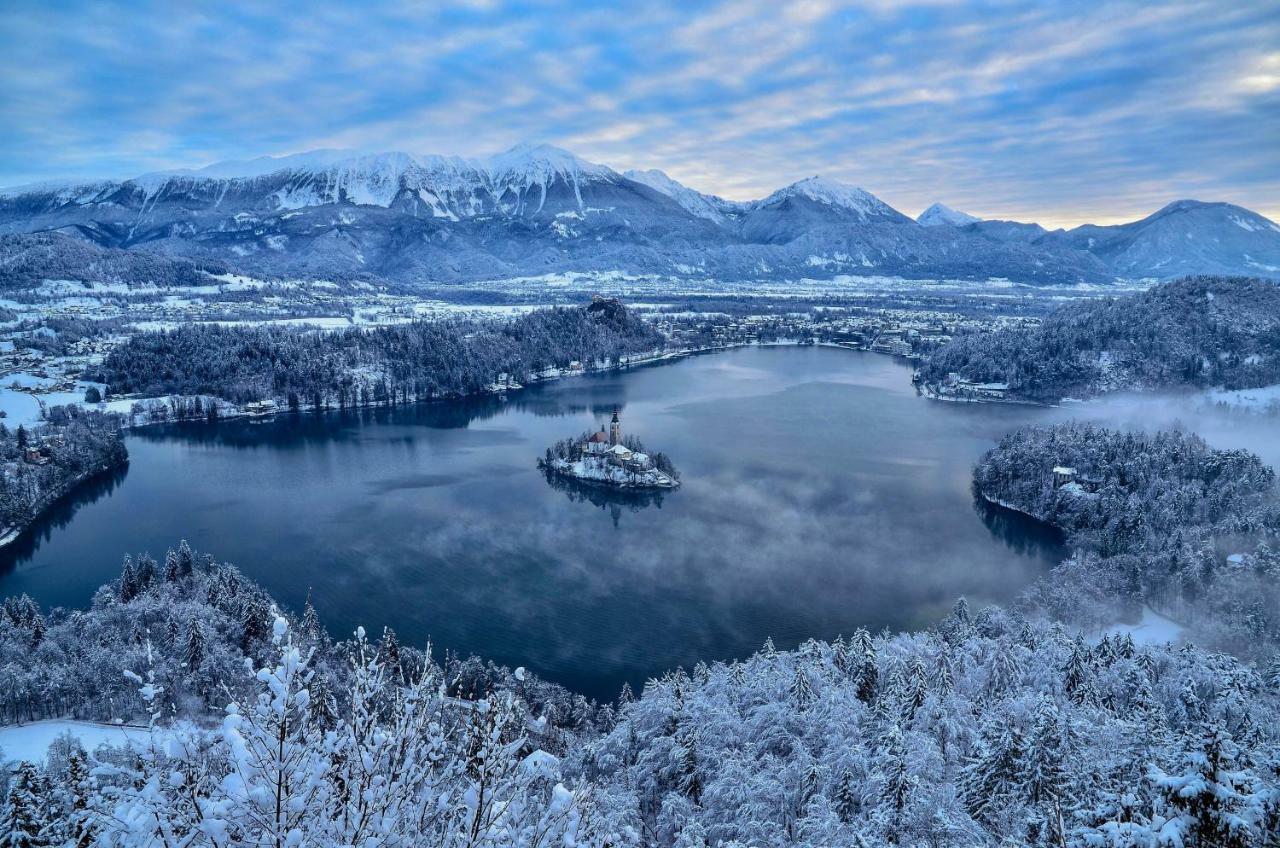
[539,408,680,489]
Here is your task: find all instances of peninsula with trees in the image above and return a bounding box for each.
[540,408,680,489]
[0,407,128,547]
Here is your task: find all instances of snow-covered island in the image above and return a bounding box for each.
[539,408,680,489]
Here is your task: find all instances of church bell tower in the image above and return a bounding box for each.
[609,407,621,446]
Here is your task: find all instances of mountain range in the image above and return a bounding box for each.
[2,142,1278,287]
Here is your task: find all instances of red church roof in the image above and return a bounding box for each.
[587,431,609,443]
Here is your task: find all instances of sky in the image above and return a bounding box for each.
[1,0,1277,228]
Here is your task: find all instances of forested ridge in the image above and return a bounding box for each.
[91,298,664,407]
[918,277,1280,401]
[976,423,1280,659]
[1,546,1278,846]
[0,233,234,290]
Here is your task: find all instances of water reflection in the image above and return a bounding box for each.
[541,469,671,527]
[131,391,636,449]
[0,463,130,580]
[973,493,1065,561]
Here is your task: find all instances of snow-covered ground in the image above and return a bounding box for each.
[1100,606,1184,646]
[0,387,45,426]
[548,455,679,488]
[0,720,150,764]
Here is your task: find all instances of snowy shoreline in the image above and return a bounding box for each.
[104,339,836,433]
[540,459,680,490]
[975,489,1055,525]
[915,382,1051,407]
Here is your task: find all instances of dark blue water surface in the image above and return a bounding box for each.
[0,347,1066,700]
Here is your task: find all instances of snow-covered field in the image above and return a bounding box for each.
[1100,606,1184,646]
[0,720,150,764]
[0,387,45,426]
[462,271,1146,301]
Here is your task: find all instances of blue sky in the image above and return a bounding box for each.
[1,0,1277,227]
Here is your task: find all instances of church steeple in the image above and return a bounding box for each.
[609,407,621,446]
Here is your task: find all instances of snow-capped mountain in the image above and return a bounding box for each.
[737,176,913,244]
[917,202,980,227]
[756,176,908,222]
[1040,200,1280,279]
[0,146,1275,285]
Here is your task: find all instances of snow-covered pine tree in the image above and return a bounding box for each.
[182,617,205,672]
[61,750,97,848]
[176,539,195,578]
[789,666,816,710]
[1022,697,1071,819]
[986,638,1024,697]
[850,629,878,703]
[1062,636,1093,705]
[962,713,1026,830]
[1148,724,1279,847]
[117,555,139,603]
[875,723,913,843]
[0,762,48,848]
[160,548,179,583]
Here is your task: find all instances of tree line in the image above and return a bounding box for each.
[90,299,665,408]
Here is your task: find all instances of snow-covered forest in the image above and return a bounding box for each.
[90,298,664,407]
[977,423,1280,660]
[1,546,1278,846]
[0,408,127,542]
[917,277,1280,402]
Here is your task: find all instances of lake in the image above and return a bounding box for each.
[0,345,1074,700]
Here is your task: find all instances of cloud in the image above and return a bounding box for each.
[0,0,1276,227]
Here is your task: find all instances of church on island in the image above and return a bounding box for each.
[540,408,680,489]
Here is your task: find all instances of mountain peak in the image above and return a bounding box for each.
[485,143,612,182]
[917,202,980,227]
[762,176,899,220]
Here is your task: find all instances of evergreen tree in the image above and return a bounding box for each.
[176,539,195,578]
[62,751,96,848]
[183,617,205,671]
[851,629,879,703]
[1022,698,1070,808]
[163,548,180,583]
[1149,725,1279,848]
[676,729,704,806]
[1062,636,1092,704]
[790,666,816,710]
[0,762,46,848]
[986,638,1023,697]
[378,626,402,674]
[962,715,1026,828]
[834,769,860,824]
[877,723,913,842]
[117,555,139,604]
